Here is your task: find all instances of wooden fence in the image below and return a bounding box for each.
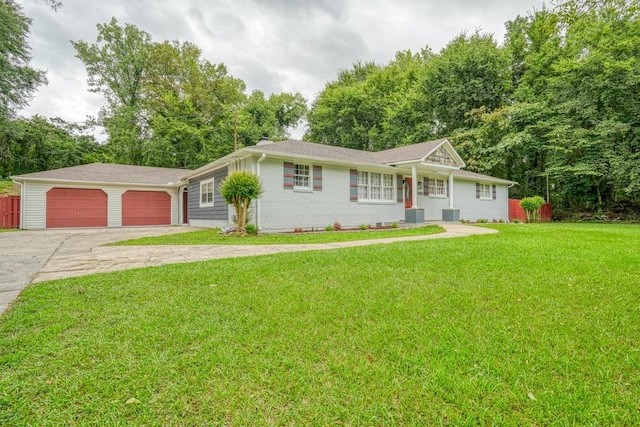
[0,196,20,229]
[509,199,552,222]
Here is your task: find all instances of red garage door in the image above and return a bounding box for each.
[122,190,171,226]
[46,188,108,228]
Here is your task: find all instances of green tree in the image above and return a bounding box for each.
[0,0,47,119]
[219,171,263,236]
[423,32,511,134]
[306,51,432,150]
[72,18,152,164]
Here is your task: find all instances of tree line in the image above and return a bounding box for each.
[2,0,639,217]
[306,0,640,218]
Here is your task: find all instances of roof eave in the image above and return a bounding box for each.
[11,176,183,188]
[242,148,397,170]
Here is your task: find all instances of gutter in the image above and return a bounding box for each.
[256,153,267,230]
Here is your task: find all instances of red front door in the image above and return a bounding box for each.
[404,178,412,208]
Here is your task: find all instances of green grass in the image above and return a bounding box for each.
[1,224,640,425]
[112,225,444,245]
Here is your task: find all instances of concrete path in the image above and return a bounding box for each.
[0,226,199,315]
[1,224,496,316]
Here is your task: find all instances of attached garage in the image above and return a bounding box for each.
[12,163,189,230]
[122,190,171,226]
[46,188,107,228]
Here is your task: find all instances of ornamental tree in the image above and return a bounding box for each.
[219,171,263,236]
[520,195,546,223]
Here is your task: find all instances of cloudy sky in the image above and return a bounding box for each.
[19,0,545,139]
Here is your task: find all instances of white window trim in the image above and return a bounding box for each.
[428,177,447,198]
[293,163,311,191]
[199,178,215,208]
[479,183,492,200]
[357,170,395,203]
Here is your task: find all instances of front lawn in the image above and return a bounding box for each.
[112,224,444,245]
[1,224,639,425]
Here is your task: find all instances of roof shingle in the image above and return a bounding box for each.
[12,163,188,186]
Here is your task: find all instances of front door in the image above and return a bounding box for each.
[404,178,412,208]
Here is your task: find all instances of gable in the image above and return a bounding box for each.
[421,139,466,168]
[425,145,457,167]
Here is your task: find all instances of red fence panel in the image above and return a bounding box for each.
[0,196,20,229]
[509,199,552,222]
[540,202,552,222]
[509,199,527,222]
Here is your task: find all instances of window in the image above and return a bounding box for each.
[358,171,369,200]
[294,164,310,189]
[429,178,447,197]
[478,183,492,200]
[383,174,394,201]
[200,178,214,207]
[357,171,394,202]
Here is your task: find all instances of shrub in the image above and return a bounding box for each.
[359,224,368,230]
[520,196,546,223]
[390,222,399,229]
[294,227,303,233]
[324,224,334,231]
[245,223,258,235]
[477,218,489,223]
[219,171,263,236]
[333,222,342,231]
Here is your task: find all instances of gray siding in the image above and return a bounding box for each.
[187,167,229,221]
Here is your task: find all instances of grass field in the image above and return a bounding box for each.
[112,225,444,245]
[1,224,639,425]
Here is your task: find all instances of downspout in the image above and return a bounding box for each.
[16,180,24,229]
[256,153,267,230]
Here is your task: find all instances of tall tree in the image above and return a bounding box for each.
[72,18,152,165]
[0,0,47,119]
[306,51,432,150]
[423,32,511,134]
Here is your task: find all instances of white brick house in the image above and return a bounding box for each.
[186,138,516,231]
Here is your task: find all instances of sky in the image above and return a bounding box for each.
[18,0,546,140]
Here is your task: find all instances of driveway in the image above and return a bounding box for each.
[1,223,497,316]
[0,226,199,316]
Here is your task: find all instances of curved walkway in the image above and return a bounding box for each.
[32,223,496,283]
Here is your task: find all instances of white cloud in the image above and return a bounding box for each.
[18,0,544,139]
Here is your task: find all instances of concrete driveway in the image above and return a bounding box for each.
[0,226,198,316]
[1,223,497,316]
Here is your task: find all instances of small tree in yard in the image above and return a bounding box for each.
[520,196,545,223]
[219,171,263,236]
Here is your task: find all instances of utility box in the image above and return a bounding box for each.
[442,208,460,222]
[405,208,425,224]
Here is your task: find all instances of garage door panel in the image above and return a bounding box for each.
[46,188,107,228]
[122,191,171,226]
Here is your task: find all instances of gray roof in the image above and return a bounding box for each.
[245,140,383,166]
[370,139,448,163]
[452,169,516,185]
[12,163,188,186]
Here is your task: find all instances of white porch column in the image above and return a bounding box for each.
[448,171,455,209]
[411,165,418,208]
